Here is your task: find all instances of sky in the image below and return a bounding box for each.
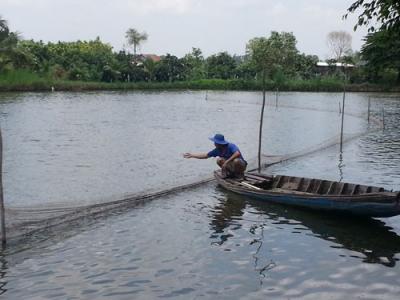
[0,0,368,59]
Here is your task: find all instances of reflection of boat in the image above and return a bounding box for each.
[218,191,400,267]
[214,171,400,218]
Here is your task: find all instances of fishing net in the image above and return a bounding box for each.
[0,91,386,242]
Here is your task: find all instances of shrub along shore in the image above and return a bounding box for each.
[0,70,399,93]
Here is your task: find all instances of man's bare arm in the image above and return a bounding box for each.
[183,153,209,159]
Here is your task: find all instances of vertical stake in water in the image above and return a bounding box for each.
[367,97,371,123]
[382,107,385,130]
[258,70,266,172]
[0,127,6,246]
[340,71,346,153]
[275,87,278,109]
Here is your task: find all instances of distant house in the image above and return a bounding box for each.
[316,61,355,75]
[142,54,161,62]
[132,54,161,66]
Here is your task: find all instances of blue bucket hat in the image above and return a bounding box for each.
[209,133,229,145]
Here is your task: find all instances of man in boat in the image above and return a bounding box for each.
[183,133,247,178]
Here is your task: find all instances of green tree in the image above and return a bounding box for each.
[182,47,205,80]
[234,60,257,80]
[115,50,133,81]
[18,40,51,73]
[142,58,157,82]
[247,32,270,171]
[247,37,271,81]
[125,28,148,56]
[0,16,9,41]
[43,38,116,81]
[247,31,299,81]
[206,52,237,79]
[345,0,400,32]
[361,29,400,83]
[294,54,319,79]
[0,16,24,71]
[18,37,116,81]
[155,54,185,82]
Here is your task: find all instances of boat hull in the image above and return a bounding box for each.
[215,171,400,218]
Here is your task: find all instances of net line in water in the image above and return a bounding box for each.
[4,133,371,241]
[261,132,368,168]
[204,93,384,128]
[3,96,383,241]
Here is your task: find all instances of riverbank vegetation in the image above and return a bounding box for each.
[1,1,399,93]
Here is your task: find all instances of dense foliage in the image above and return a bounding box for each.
[345,0,400,32]
[0,16,28,71]
[206,52,237,80]
[2,31,325,84]
[361,29,400,83]
[19,38,117,81]
[1,13,399,89]
[247,31,320,85]
[344,0,400,83]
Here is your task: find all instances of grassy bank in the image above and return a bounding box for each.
[0,70,399,93]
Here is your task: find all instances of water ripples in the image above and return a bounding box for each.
[1,91,400,299]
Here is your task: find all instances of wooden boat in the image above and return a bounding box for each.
[214,171,400,218]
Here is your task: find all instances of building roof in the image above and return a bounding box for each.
[317,61,354,68]
[143,54,161,62]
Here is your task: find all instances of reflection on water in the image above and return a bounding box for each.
[0,183,399,299]
[338,151,344,182]
[0,255,7,296]
[211,190,400,267]
[0,91,399,299]
[209,189,245,246]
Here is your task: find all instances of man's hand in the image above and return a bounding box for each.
[183,153,192,159]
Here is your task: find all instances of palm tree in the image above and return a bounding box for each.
[0,16,10,42]
[0,16,7,28]
[125,28,148,56]
[0,16,13,70]
[0,16,23,71]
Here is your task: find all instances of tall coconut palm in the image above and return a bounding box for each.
[0,16,24,71]
[0,16,18,52]
[0,16,10,42]
[125,28,148,56]
[0,16,7,28]
[0,16,13,70]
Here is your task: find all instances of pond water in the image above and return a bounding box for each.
[0,91,399,299]
[0,91,369,208]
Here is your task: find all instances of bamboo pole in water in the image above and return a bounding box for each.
[367,97,371,123]
[340,78,346,153]
[0,127,6,246]
[258,70,266,172]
